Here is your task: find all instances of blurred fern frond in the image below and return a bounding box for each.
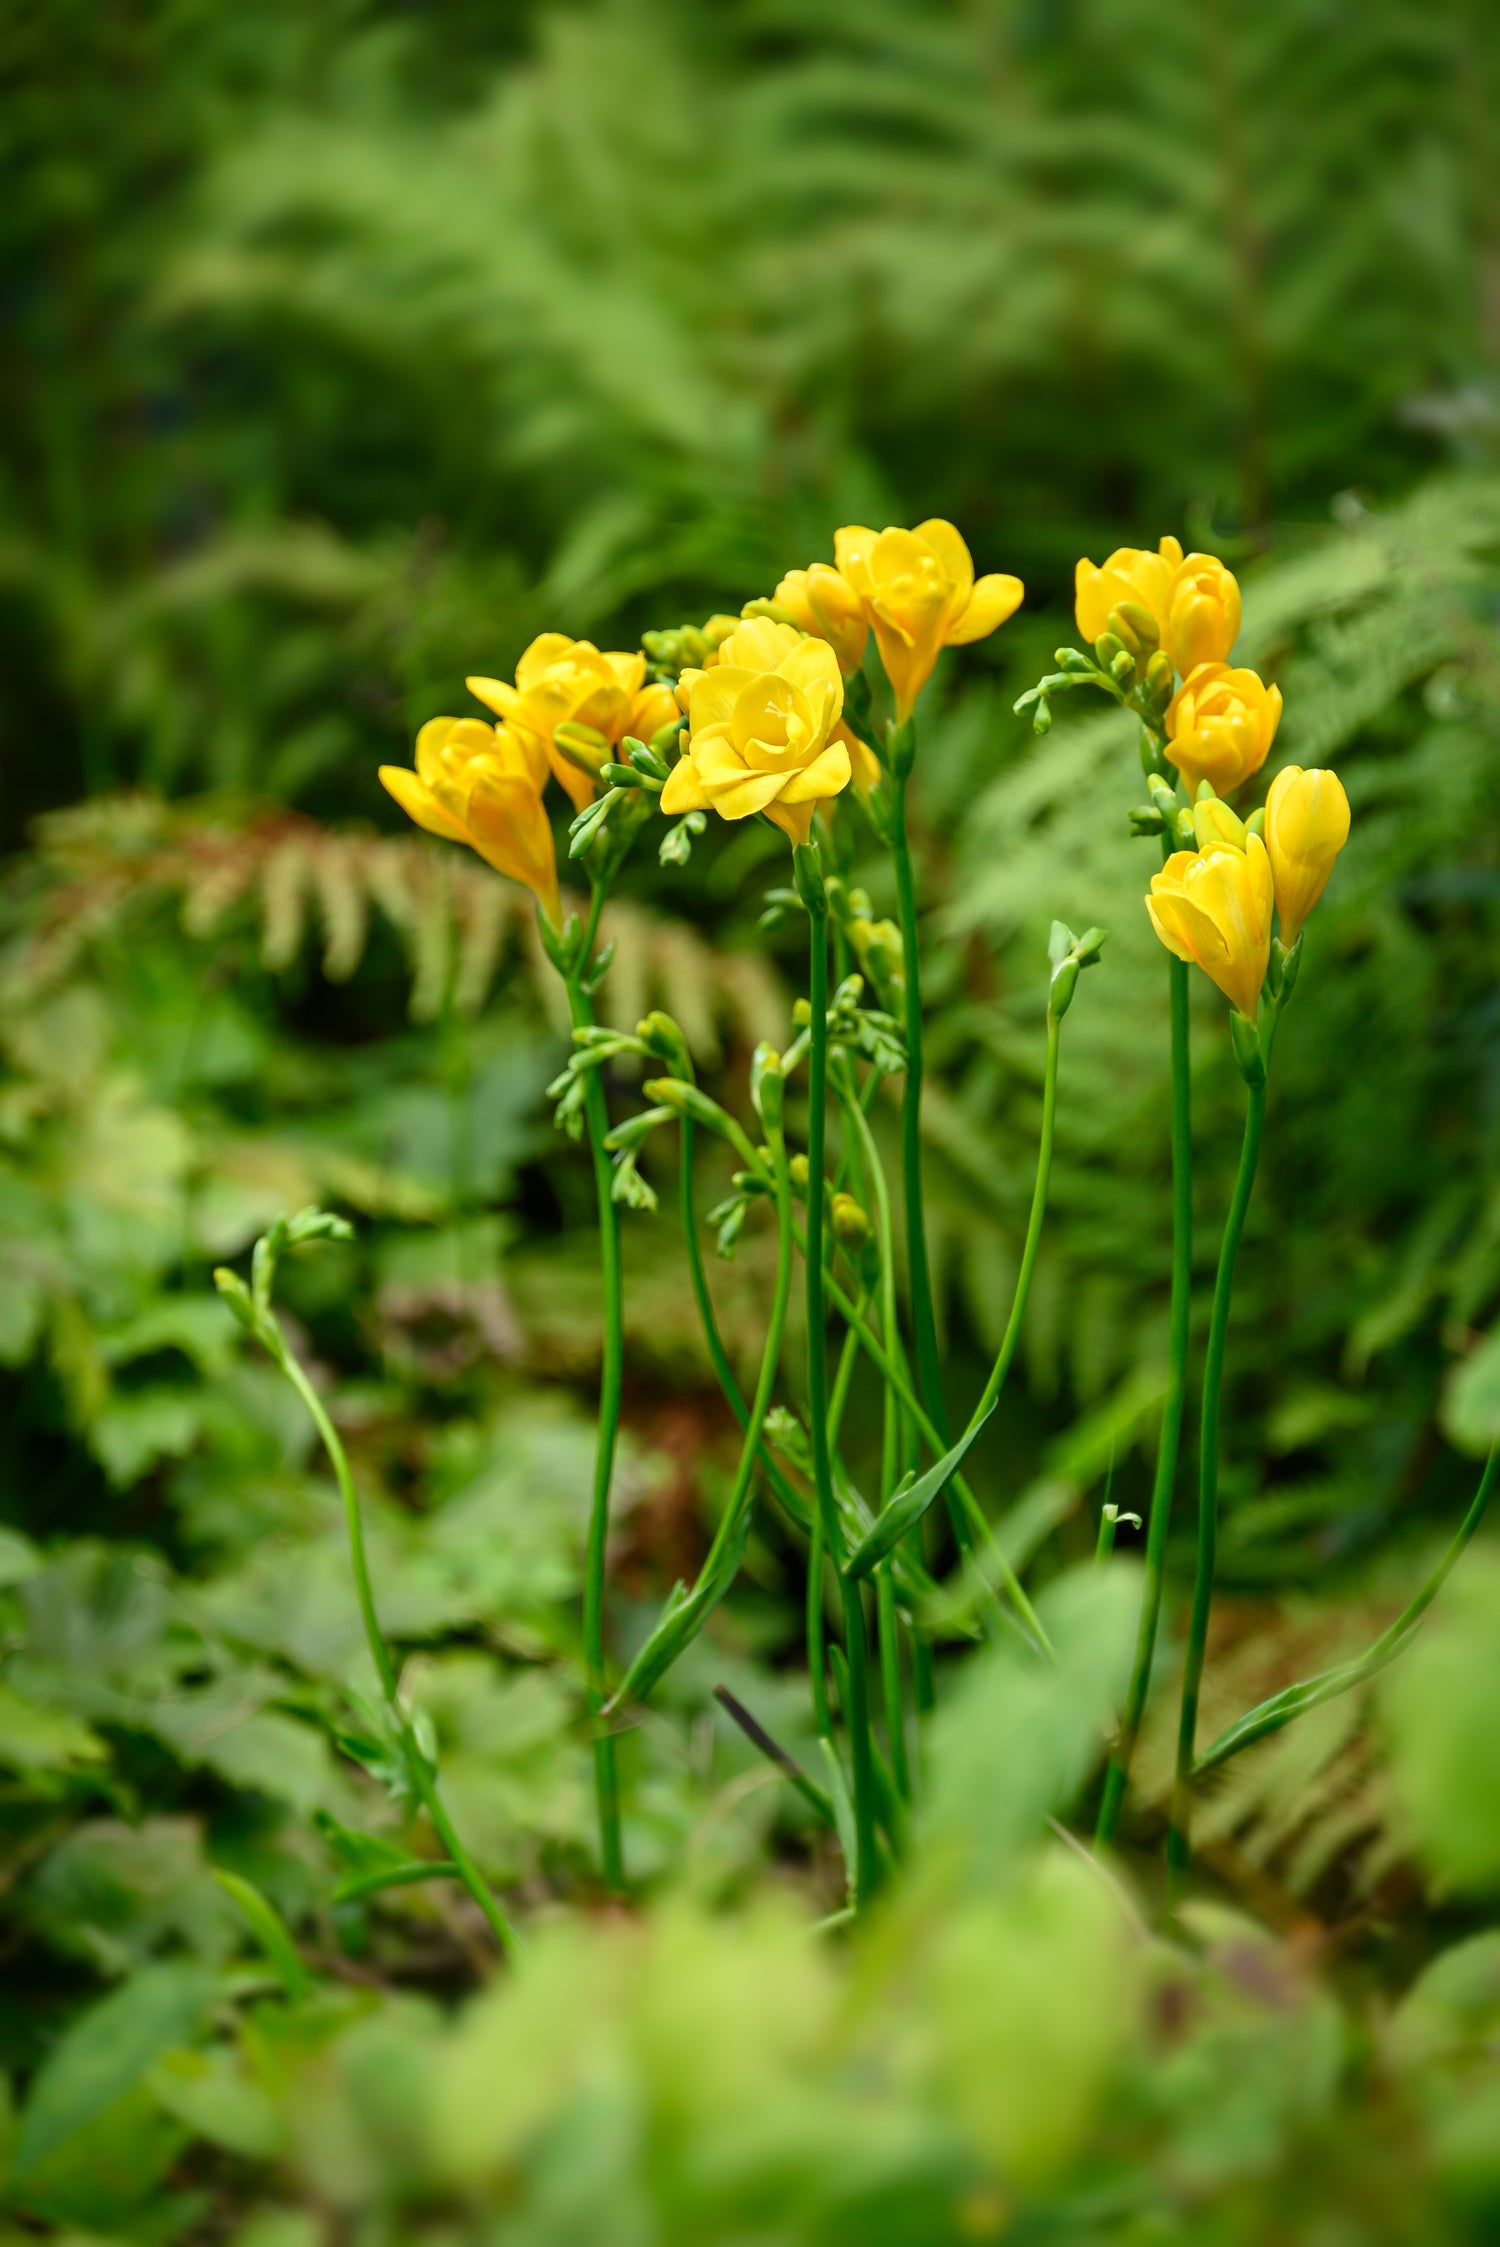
[1,796,786,1056]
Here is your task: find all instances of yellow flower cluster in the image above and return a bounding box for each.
[382,518,1024,911]
[1146,767,1351,1018]
[380,635,677,926]
[1074,537,1350,1017]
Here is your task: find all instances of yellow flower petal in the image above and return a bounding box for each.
[912,518,975,603]
[380,764,467,843]
[948,572,1025,644]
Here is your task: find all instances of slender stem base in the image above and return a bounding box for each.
[1168,1078,1265,1896]
[279,1348,521,1957]
[1097,950,1193,1845]
[566,961,625,1894]
[804,890,881,1902]
[890,773,951,1455]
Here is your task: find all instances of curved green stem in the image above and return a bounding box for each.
[969,1010,1061,1426]
[565,901,625,1893]
[1196,1444,1500,1776]
[694,1142,794,1581]
[275,1346,521,1958]
[805,891,881,1903]
[1168,1075,1266,1895]
[836,1068,919,1788]
[1097,946,1193,1846]
[679,1115,814,1532]
[890,769,952,1455]
[811,1249,1049,1653]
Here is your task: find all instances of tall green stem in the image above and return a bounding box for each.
[679,1116,810,1528]
[565,887,624,1893]
[1168,1075,1265,1893]
[694,1147,794,1582]
[890,771,953,1458]
[804,883,881,1903]
[1097,946,1193,1845]
[276,1346,521,1958]
[836,1069,922,1777]
[968,1011,1061,1427]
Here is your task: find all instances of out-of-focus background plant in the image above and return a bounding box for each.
[6,0,1500,2236]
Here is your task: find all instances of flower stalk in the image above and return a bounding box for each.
[1168,1069,1267,1895]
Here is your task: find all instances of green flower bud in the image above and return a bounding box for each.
[1107,601,1160,661]
[1145,649,1175,707]
[789,1153,810,1190]
[750,1041,785,1130]
[214,1268,258,1332]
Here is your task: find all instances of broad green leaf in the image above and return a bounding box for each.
[1382,1548,1500,1894]
[13,1962,213,2181]
[213,1870,313,2001]
[0,1681,106,1774]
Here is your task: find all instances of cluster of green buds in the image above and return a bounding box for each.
[551,1009,695,1178]
[567,718,687,867]
[1046,922,1109,1020]
[640,613,740,680]
[214,1206,354,1348]
[1015,627,1174,747]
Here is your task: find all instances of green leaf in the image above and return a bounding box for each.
[1382,1548,1500,1895]
[0,1681,107,1775]
[1442,1330,1500,1456]
[213,1870,313,2001]
[13,1962,213,2181]
[844,1405,995,1582]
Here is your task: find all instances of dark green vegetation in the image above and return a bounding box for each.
[5,2,1500,2237]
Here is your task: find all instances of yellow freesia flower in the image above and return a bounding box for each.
[467,634,679,815]
[1075,537,1182,647]
[380,715,561,927]
[661,622,848,846]
[1146,837,1273,1020]
[1265,765,1351,946]
[1075,538,1242,677]
[1165,553,1242,675]
[772,563,869,675]
[1165,664,1282,796]
[834,519,1023,722]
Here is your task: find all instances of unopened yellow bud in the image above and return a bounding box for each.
[1264,765,1351,946]
[1191,796,1248,852]
[773,565,869,675]
[1164,553,1242,675]
[1165,665,1282,796]
[830,1193,871,1251]
[1146,836,1273,1020]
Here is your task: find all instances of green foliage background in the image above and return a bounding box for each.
[5,0,1500,2235]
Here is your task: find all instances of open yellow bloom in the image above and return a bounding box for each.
[1075,538,1241,676]
[1265,765,1351,946]
[1147,837,1272,1019]
[1165,664,1282,796]
[1165,553,1242,675]
[661,621,847,846]
[380,716,561,927]
[773,563,869,675]
[1075,537,1183,647]
[467,634,679,816]
[834,519,1022,722]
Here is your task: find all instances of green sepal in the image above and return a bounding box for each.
[1230,1009,1267,1086]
